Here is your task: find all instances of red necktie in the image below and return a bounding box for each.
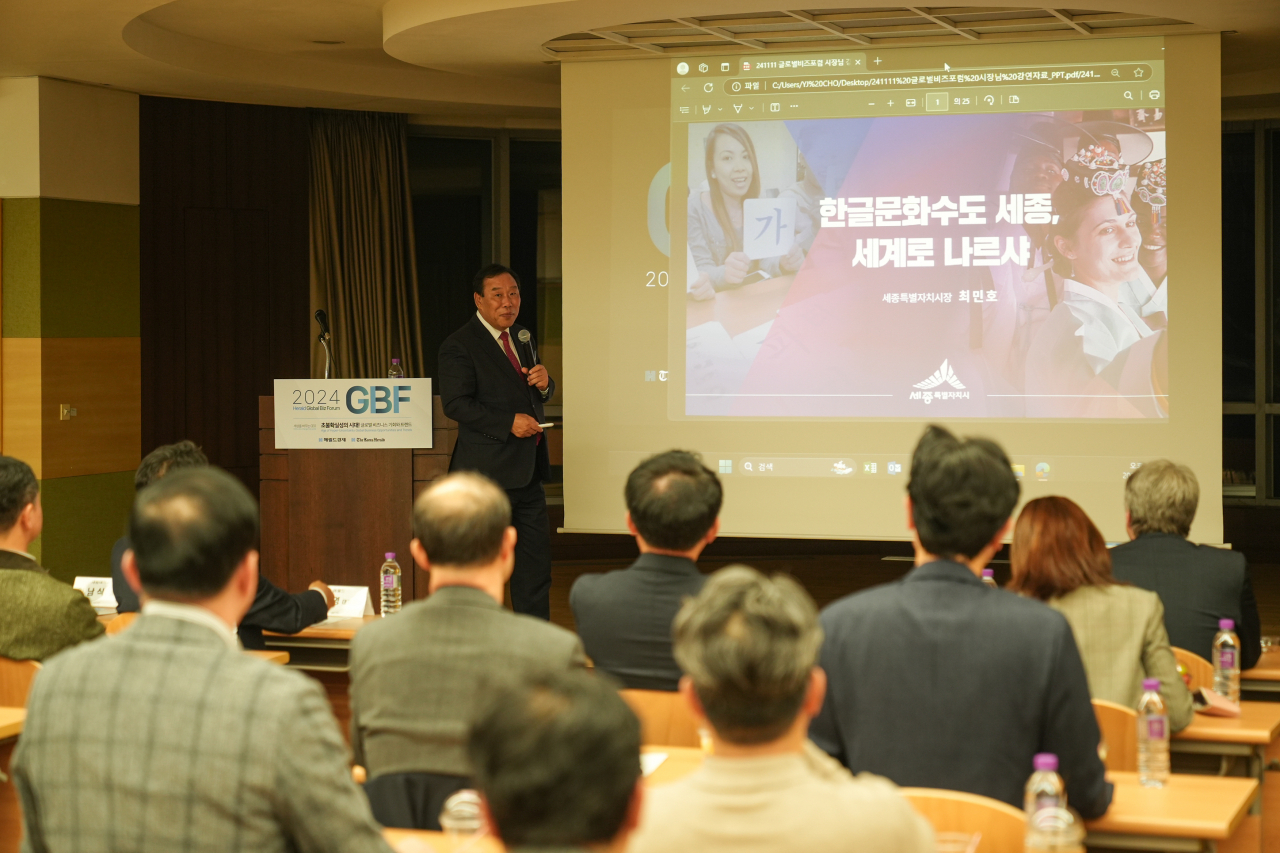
[500,331,541,444]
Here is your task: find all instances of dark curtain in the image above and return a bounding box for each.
[309,110,425,379]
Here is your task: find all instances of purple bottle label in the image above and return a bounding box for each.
[1147,717,1166,739]
[1219,649,1236,670]
[382,574,396,589]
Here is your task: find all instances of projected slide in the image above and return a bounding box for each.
[682,94,1167,420]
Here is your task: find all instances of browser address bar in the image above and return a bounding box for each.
[732,63,1155,95]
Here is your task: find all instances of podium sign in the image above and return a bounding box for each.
[273,379,434,449]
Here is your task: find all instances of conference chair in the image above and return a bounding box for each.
[1172,646,1214,692]
[619,689,701,748]
[899,788,1025,853]
[0,657,40,707]
[105,612,138,635]
[1092,699,1138,772]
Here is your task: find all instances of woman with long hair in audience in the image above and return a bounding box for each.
[1009,495,1192,731]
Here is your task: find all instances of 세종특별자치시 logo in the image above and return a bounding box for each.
[910,359,969,404]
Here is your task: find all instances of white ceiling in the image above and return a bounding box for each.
[0,1,1276,125]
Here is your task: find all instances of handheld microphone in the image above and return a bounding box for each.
[314,309,330,337]
[516,329,539,366]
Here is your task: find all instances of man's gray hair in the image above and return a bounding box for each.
[1125,459,1199,538]
[673,565,822,744]
[412,472,511,567]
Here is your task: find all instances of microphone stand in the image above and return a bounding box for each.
[319,331,334,379]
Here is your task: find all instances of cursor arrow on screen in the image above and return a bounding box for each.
[944,62,951,71]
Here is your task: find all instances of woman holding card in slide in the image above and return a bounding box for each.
[1024,143,1166,417]
[688,123,805,298]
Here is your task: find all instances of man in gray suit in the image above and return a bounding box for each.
[350,472,585,831]
[12,467,397,853]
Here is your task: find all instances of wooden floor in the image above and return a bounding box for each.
[549,553,1280,636]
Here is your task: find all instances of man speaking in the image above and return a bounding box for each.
[439,264,555,618]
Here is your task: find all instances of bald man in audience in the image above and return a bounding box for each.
[468,670,643,853]
[629,566,935,853]
[349,472,585,831]
[12,467,400,853]
[0,455,103,661]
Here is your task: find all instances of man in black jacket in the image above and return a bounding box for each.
[112,441,334,648]
[809,425,1111,818]
[1111,459,1261,670]
[438,264,555,618]
[570,451,720,690]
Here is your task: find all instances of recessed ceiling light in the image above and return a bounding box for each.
[312,40,344,45]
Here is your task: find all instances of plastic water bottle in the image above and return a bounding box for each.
[1025,754,1084,852]
[380,553,402,616]
[439,789,485,837]
[1213,618,1241,702]
[387,358,405,379]
[981,568,998,588]
[1137,677,1170,787]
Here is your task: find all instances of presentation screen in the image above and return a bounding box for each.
[563,35,1222,543]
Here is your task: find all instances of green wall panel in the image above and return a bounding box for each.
[40,199,140,338]
[2,198,43,338]
[39,470,133,584]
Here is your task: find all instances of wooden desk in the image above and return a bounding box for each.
[1085,772,1257,852]
[1242,648,1280,693]
[686,274,796,338]
[245,650,290,665]
[0,708,26,851]
[262,616,379,671]
[1172,701,1280,817]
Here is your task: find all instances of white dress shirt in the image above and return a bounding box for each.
[142,599,241,650]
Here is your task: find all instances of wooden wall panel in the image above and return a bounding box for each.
[40,337,141,479]
[140,97,309,498]
[2,338,41,476]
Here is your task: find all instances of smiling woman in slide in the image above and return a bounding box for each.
[1023,143,1166,417]
[688,123,804,298]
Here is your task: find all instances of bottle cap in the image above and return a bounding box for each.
[1220,618,1235,631]
[385,552,396,560]
[1033,753,1058,772]
[981,568,994,578]
[1142,678,1160,691]
[392,358,400,364]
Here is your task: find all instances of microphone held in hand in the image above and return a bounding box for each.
[516,329,539,367]
[314,309,331,337]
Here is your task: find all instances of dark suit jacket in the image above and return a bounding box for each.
[439,315,554,490]
[111,535,328,649]
[570,553,706,691]
[349,585,584,778]
[809,560,1111,818]
[1110,533,1261,670]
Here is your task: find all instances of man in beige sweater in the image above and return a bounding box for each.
[628,566,935,853]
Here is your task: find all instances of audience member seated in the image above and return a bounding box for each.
[112,440,335,648]
[570,450,721,689]
[809,425,1111,818]
[468,670,643,853]
[1110,460,1261,670]
[1010,496,1193,731]
[0,455,103,660]
[349,472,585,830]
[12,467,396,852]
[629,566,934,853]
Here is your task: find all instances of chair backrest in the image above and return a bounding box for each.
[105,612,138,636]
[1092,698,1137,772]
[1172,646,1213,691]
[619,688,701,748]
[900,787,1026,853]
[0,657,41,707]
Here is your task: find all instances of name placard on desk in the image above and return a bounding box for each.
[327,585,375,619]
[73,576,117,614]
[273,379,433,449]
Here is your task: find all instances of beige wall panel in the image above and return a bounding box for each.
[0,78,41,199]
[40,337,141,479]
[2,337,42,476]
[38,79,139,206]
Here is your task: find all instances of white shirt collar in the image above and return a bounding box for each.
[142,600,241,650]
[0,546,38,561]
[475,311,508,342]
[1061,279,1152,337]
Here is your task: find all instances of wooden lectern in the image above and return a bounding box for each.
[258,395,457,602]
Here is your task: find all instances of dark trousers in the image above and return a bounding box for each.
[363,771,470,830]
[507,478,551,619]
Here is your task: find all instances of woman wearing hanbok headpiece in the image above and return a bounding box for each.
[1024,143,1167,417]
